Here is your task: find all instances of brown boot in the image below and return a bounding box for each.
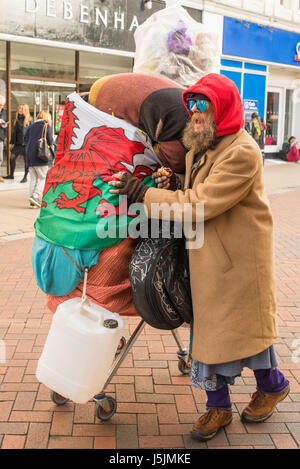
[241,385,290,423]
[191,408,232,441]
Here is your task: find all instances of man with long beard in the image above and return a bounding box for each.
[108,74,290,442]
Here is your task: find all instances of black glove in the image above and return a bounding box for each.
[108,172,149,203]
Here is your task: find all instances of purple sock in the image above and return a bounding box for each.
[254,368,289,394]
[206,385,232,410]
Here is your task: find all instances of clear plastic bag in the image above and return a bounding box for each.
[133,3,220,88]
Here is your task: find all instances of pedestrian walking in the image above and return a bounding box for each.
[24,110,53,208]
[251,111,266,163]
[108,73,290,442]
[3,103,31,182]
[0,95,8,173]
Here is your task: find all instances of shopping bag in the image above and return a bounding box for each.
[133,4,220,87]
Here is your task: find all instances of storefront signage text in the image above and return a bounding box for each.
[295,42,300,62]
[25,0,139,31]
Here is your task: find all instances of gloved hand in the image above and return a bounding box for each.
[152,167,177,190]
[108,172,149,203]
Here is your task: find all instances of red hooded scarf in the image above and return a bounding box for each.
[182,73,244,137]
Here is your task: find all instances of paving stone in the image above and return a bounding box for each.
[13,391,36,411]
[116,383,136,402]
[157,404,179,424]
[136,393,174,404]
[72,424,115,437]
[0,423,28,434]
[94,437,116,449]
[48,436,93,449]
[183,434,207,449]
[1,435,26,449]
[50,412,74,436]
[271,433,299,449]
[25,423,50,449]
[116,424,138,449]
[286,423,300,445]
[227,433,274,446]
[137,414,159,436]
[135,376,154,394]
[139,435,184,448]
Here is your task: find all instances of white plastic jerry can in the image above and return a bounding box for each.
[36,297,124,403]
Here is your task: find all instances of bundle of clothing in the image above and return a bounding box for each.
[33,73,189,317]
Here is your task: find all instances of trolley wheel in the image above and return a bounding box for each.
[115,336,126,356]
[96,396,117,421]
[50,391,69,406]
[178,358,191,375]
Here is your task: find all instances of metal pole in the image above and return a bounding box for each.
[171,327,188,353]
[6,41,11,176]
[101,319,146,392]
[75,50,79,93]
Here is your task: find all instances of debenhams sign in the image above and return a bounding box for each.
[26,0,140,31]
[1,0,164,52]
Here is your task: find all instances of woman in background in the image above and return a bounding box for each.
[3,103,31,182]
[24,110,53,208]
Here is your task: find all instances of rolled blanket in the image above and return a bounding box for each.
[46,237,139,317]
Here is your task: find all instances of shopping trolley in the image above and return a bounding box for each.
[50,318,192,421]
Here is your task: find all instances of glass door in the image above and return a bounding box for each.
[11,80,76,134]
[265,87,283,152]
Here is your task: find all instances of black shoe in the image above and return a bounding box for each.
[3,175,14,179]
[20,177,27,183]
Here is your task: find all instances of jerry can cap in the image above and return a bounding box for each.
[103,319,118,329]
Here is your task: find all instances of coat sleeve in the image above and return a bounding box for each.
[143,144,260,223]
[24,126,29,145]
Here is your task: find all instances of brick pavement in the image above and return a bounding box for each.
[0,189,299,449]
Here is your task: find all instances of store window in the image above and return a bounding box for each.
[284,89,293,141]
[266,91,280,146]
[0,40,6,100]
[11,43,75,81]
[79,51,133,92]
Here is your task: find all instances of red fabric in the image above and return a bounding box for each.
[286,145,300,162]
[182,73,245,137]
[46,237,139,317]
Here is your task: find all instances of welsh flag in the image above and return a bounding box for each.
[34,92,161,251]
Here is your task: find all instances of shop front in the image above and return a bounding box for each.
[0,0,203,172]
[221,16,300,156]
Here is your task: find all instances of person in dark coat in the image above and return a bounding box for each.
[3,103,31,182]
[0,95,7,175]
[24,110,53,208]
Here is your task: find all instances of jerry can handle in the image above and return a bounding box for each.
[81,267,89,304]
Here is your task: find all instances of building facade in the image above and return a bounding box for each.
[1,0,300,165]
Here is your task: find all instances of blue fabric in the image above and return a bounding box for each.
[24,120,53,167]
[191,345,279,392]
[32,236,100,296]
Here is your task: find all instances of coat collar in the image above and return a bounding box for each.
[184,129,244,189]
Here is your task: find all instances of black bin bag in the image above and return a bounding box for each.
[129,220,193,330]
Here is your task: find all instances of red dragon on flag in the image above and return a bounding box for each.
[34,92,161,251]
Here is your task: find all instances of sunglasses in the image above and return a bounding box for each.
[186,99,209,112]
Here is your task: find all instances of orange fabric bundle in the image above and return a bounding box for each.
[46,237,139,317]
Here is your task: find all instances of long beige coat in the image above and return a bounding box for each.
[144,129,278,364]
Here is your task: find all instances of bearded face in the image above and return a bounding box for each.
[182,104,217,153]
